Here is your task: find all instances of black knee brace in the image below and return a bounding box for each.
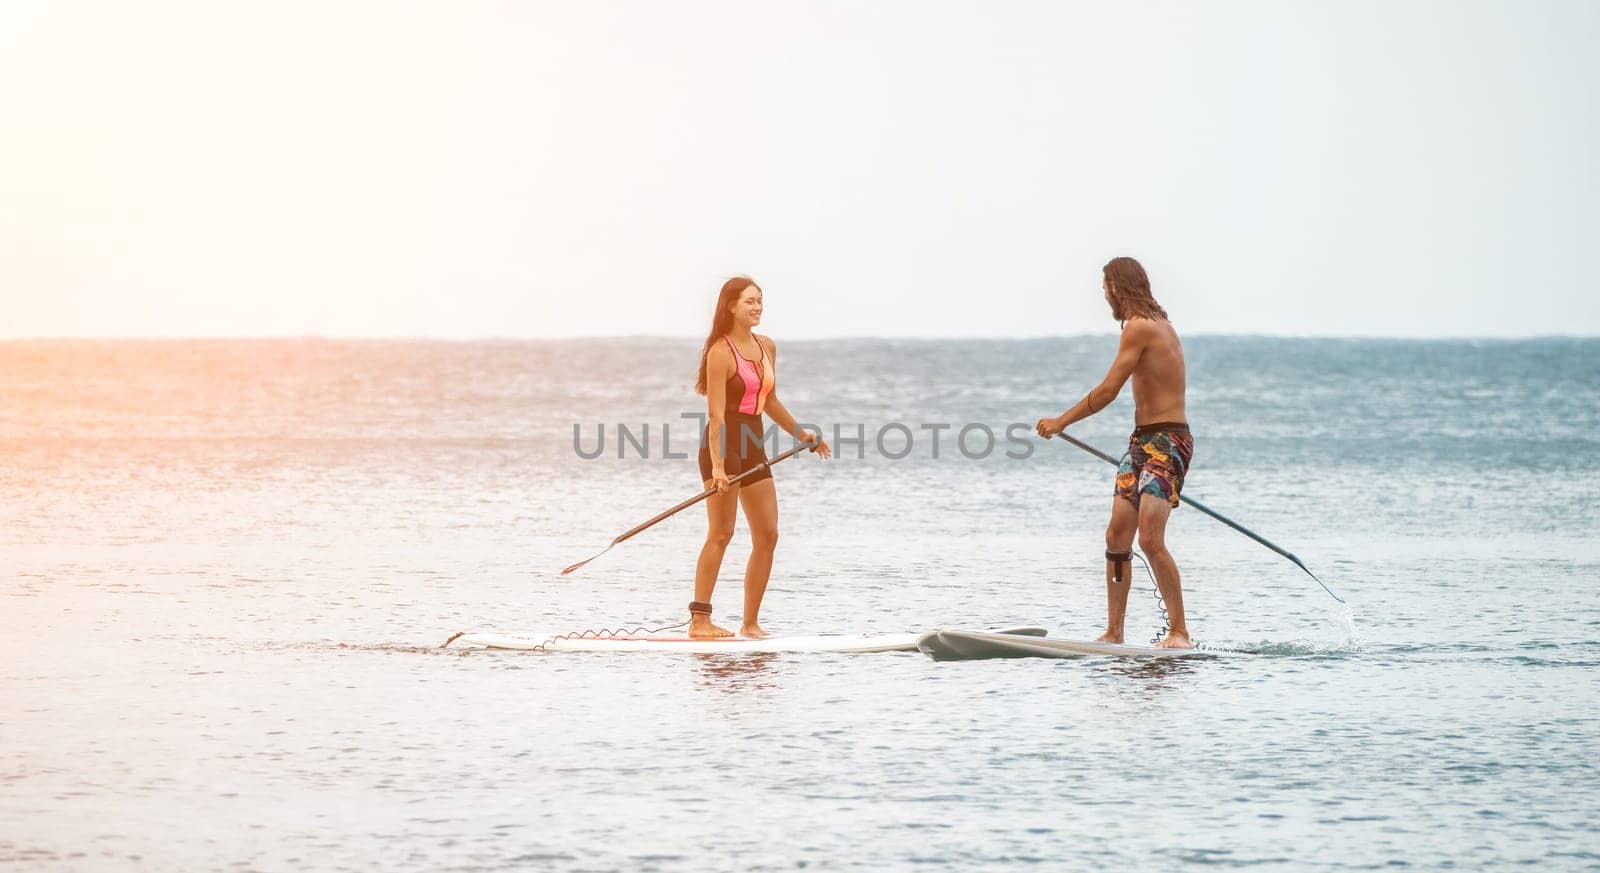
[1105,550,1132,584]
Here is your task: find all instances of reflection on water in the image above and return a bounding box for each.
[694,653,782,692]
[1096,655,1203,684]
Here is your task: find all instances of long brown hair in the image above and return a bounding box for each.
[695,276,760,395]
[1103,256,1168,323]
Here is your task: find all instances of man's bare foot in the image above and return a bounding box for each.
[740,623,769,639]
[689,615,733,639]
[1094,629,1124,644]
[1154,630,1193,649]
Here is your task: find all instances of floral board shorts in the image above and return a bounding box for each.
[1114,422,1194,509]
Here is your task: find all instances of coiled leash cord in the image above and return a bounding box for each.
[440,620,689,653]
[1125,550,1243,654]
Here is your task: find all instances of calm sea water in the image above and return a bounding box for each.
[3,337,1598,871]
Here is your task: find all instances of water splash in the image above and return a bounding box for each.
[1327,598,1360,648]
[1206,599,1364,656]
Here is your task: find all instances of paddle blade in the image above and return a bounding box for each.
[560,547,608,576]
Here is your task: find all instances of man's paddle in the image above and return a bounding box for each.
[560,440,817,576]
[1047,431,1346,603]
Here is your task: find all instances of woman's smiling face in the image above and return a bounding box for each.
[730,285,763,328]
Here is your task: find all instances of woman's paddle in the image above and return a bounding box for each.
[560,440,817,576]
[1047,431,1346,603]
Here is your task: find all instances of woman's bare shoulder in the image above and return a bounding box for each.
[705,339,735,369]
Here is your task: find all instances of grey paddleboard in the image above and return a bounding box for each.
[917,629,1250,661]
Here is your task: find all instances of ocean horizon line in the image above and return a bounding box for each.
[3,332,1598,344]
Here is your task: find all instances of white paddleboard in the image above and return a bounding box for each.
[917,629,1249,661]
[454,625,1048,654]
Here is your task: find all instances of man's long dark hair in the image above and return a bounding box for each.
[1103,257,1168,323]
[695,276,759,395]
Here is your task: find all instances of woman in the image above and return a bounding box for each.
[691,276,831,639]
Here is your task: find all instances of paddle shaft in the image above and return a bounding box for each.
[1050,431,1344,603]
[611,440,814,547]
[560,439,816,575]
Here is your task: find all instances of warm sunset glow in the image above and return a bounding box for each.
[1,3,1595,339]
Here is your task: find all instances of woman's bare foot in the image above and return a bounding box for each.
[740,623,769,639]
[689,615,733,639]
[1154,630,1193,649]
[1094,628,1124,644]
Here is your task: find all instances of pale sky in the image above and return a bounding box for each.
[1,1,1595,339]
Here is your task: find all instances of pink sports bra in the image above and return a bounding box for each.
[722,335,773,415]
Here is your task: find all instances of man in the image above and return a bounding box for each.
[1036,257,1194,648]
